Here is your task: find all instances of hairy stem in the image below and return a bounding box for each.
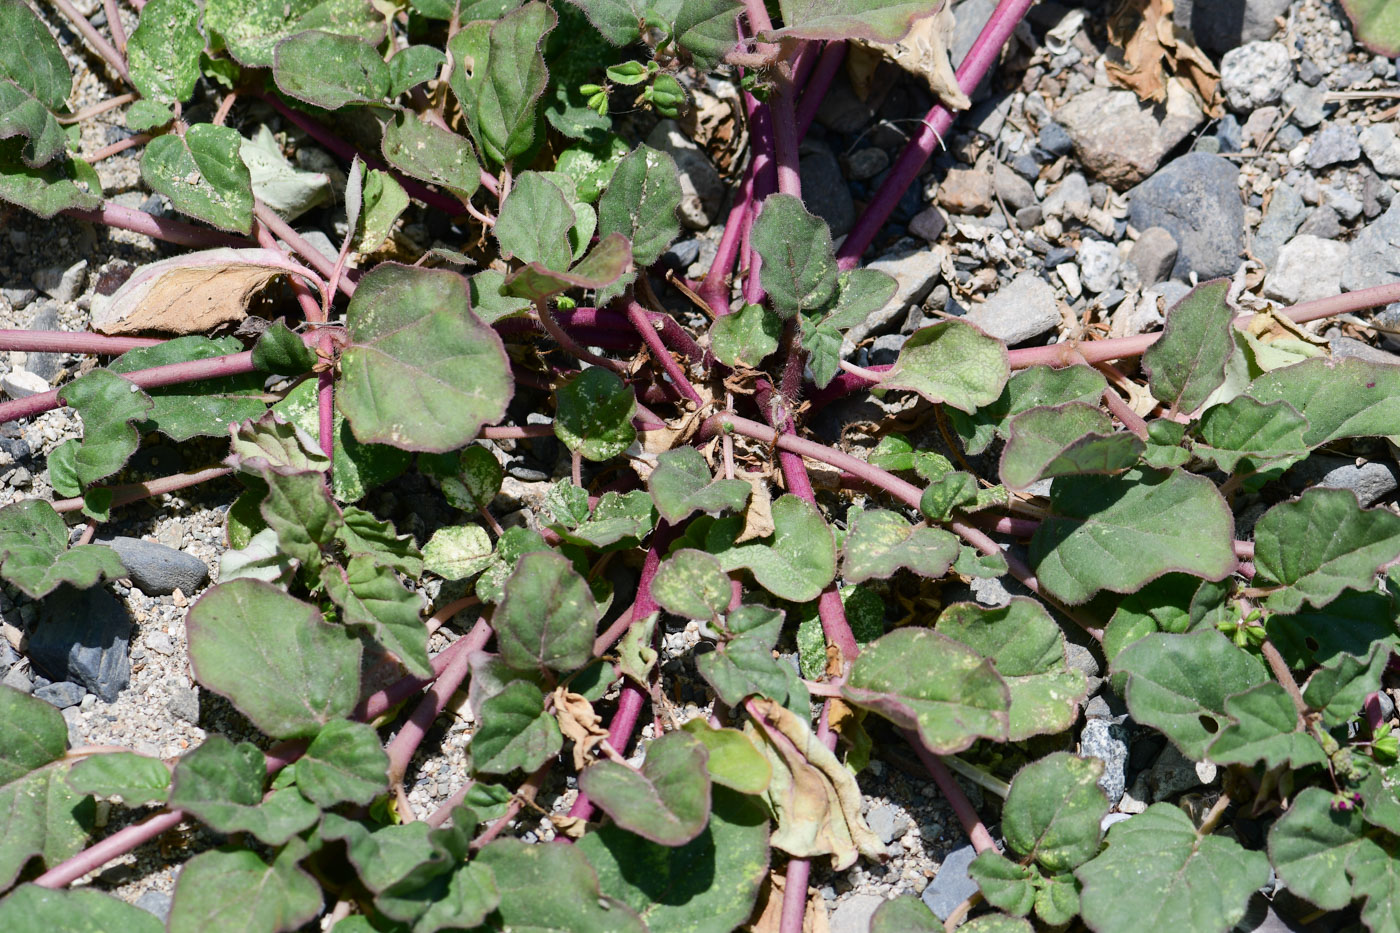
[51,466,233,514]
[53,0,131,84]
[0,330,159,355]
[795,41,846,138]
[33,809,186,889]
[386,640,474,786]
[65,201,250,251]
[627,301,704,406]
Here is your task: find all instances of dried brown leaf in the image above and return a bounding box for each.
[552,687,610,771]
[749,870,830,933]
[848,5,969,111]
[1105,0,1221,116]
[736,470,776,543]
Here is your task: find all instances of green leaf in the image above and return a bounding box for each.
[291,720,387,807]
[936,598,1088,742]
[679,721,771,794]
[818,267,900,331]
[1253,487,1400,613]
[561,0,651,44]
[111,336,265,440]
[258,470,341,578]
[381,111,480,202]
[1077,802,1268,933]
[0,0,71,111]
[841,507,958,583]
[504,232,632,300]
[67,751,170,806]
[170,736,318,845]
[167,844,322,933]
[870,896,943,933]
[968,851,1037,917]
[239,123,331,222]
[186,579,361,739]
[999,403,1144,492]
[495,171,576,271]
[1269,786,1368,912]
[1303,642,1390,728]
[0,142,100,216]
[474,839,646,932]
[555,132,629,202]
[494,550,597,673]
[767,0,945,42]
[918,471,979,523]
[1141,279,1233,414]
[0,500,125,599]
[1343,0,1400,55]
[868,435,953,480]
[1268,587,1400,668]
[799,318,843,389]
[647,447,750,523]
[463,2,555,167]
[844,627,1009,754]
[881,320,1011,414]
[597,143,682,267]
[1247,356,1400,448]
[1029,469,1236,605]
[141,123,254,233]
[554,367,637,461]
[710,303,781,368]
[652,548,732,619]
[578,785,769,931]
[356,169,408,252]
[272,380,410,502]
[339,263,512,452]
[751,193,838,316]
[0,885,164,933]
[1002,752,1109,872]
[57,369,153,487]
[128,0,203,104]
[1191,396,1309,474]
[423,524,494,581]
[322,556,430,678]
[228,409,330,477]
[954,364,1110,457]
[579,731,712,846]
[1204,682,1327,769]
[1113,630,1269,759]
[711,494,836,603]
[441,446,504,512]
[696,605,806,709]
[673,0,744,70]
[205,0,384,68]
[0,685,91,888]
[474,526,551,603]
[388,45,447,98]
[1034,873,1081,926]
[0,76,66,168]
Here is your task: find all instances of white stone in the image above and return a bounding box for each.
[1263,234,1348,304]
[1077,239,1121,293]
[1,370,49,399]
[1361,124,1400,177]
[1219,41,1292,112]
[1055,261,1083,298]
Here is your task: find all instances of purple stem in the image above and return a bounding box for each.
[253,202,352,297]
[261,94,470,216]
[52,0,130,84]
[0,330,160,355]
[33,810,186,889]
[698,174,754,317]
[836,0,1035,268]
[386,637,475,783]
[903,729,996,853]
[52,466,233,514]
[356,619,491,721]
[65,202,250,251]
[745,0,802,198]
[626,301,704,406]
[795,41,847,138]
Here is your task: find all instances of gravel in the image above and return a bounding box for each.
[1263,234,1349,303]
[1220,41,1293,112]
[1079,718,1129,807]
[963,272,1062,344]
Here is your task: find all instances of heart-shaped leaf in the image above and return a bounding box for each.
[647,447,750,523]
[751,193,838,316]
[382,111,480,201]
[844,627,1010,754]
[579,731,712,845]
[321,556,430,677]
[339,263,512,452]
[1002,753,1108,872]
[1191,395,1310,474]
[169,736,319,844]
[554,366,637,461]
[710,303,782,368]
[712,494,836,602]
[652,548,733,619]
[495,171,576,272]
[597,143,681,268]
[456,2,555,166]
[128,0,204,104]
[1247,356,1400,448]
[0,500,126,599]
[841,507,959,583]
[141,124,254,233]
[881,320,1011,413]
[167,844,322,933]
[0,0,72,110]
[186,579,362,738]
[0,142,101,216]
[952,364,1110,456]
[493,550,597,673]
[999,403,1144,491]
[471,680,563,774]
[58,369,154,488]
[423,524,494,581]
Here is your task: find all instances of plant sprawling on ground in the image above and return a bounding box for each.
[4,0,1400,931]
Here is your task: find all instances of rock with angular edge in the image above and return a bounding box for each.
[645,120,722,230]
[1263,235,1347,304]
[844,243,945,351]
[1361,124,1400,178]
[922,843,980,920]
[1252,183,1305,268]
[1127,227,1179,285]
[1054,85,1204,189]
[963,272,1061,345]
[1127,153,1244,280]
[28,585,131,702]
[1174,0,1290,53]
[1341,199,1400,292]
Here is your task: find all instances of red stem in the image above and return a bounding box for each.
[0,330,160,355]
[904,730,997,853]
[385,636,475,784]
[51,466,233,514]
[626,301,704,406]
[836,0,1035,268]
[795,41,846,138]
[53,0,130,84]
[356,619,491,722]
[65,201,250,251]
[33,809,186,889]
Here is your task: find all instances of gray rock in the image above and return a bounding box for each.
[964,273,1060,345]
[1080,718,1129,807]
[1287,455,1400,508]
[1298,56,1323,86]
[34,680,84,709]
[0,287,36,310]
[846,147,888,181]
[1128,227,1179,285]
[816,77,873,134]
[970,573,1012,607]
[799,140,855,238]
[1283,82,1328,129]
[1341,199,1400,292]
[100,537,209,596]
[1363,124,1400,178]
[1127,152,1244,280]
[1078,239,1121,294]
[1263,235,1348,304]
[2,370,50,399]
[1038,121,1074,157]
[146,631,175,656]
[909,206,947,243]
[1219,41,1292,112]
[1054,87,1204,189]
[1306,125,1362,170]
[1015,205,1043,228]
[845,243,943,349]
[868,333,905,366]
[22,301,63,383]
[28,585,131,702]
[1297,205,1344,240]
[922,844,980,921]
[1325,186,1364,223]
[33,259,88,303]
[951,0,997,66]
[0,638,16,675]
[168,684,200,724]
[993,161,1037,212]
[1331,334,1400,366]
[645,120,723,230]
[830,893,884,933]
[134,890,173,922]
[1042,172,1091,221]
[865,804,912,845]
[2,664,32,694]
[1173,0,1290,53]
[1146,744,1213,800]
